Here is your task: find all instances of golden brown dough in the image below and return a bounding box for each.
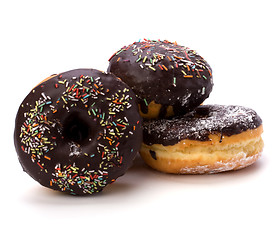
[140,126,263,174]
[140,105,264,174]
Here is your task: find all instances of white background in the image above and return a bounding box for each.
[1,0,279,239]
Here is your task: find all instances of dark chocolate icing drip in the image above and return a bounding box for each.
[139,98,148,114]
[159,104,168,119]
[108,40,213,118]
[149,150,157,160]
[143,105,262,146]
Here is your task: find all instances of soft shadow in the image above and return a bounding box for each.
[20,173,141,207]
[20,155,145,206]
[19,153,267,207]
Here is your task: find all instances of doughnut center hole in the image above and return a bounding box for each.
[62,112,89,144]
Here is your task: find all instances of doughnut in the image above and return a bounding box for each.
[108,39,213,119]
[14,69,142,195]
[140,105,264,174]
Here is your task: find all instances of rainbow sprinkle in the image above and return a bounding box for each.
[109,39,212,85]
[18,71,140,194]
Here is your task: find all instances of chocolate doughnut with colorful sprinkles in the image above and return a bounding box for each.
[108,39,213,119]
[14,69,142,195]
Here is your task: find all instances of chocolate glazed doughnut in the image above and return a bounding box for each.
[108,39,213,119]
[14,69,142,195]
[140,105,264,174]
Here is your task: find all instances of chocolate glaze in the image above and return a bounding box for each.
[108,40,213,118]
[14,69,142,195]
[143,105,262,146]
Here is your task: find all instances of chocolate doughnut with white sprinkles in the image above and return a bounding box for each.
[14,69,142,195]
[140,105,264,174]
[108,39,213,119]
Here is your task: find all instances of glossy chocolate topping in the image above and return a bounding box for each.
[108,39,213,118]
[143,105,262,146]
[14,69,142,195]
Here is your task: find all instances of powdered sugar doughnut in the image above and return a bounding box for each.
[140,105,264,174]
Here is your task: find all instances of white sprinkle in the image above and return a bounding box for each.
[201,87,205,95]
[41,92,47,100]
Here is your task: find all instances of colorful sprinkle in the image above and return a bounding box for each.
[18,71,140,194]
[109,39,212,83]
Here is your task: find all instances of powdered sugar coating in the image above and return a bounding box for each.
[143,105,262,146]
[179,152,262,174]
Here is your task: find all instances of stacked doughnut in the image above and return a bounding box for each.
[108,39,264,174]
[14,39,264,195]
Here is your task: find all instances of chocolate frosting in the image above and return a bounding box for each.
[14,69,142,195]
[143,105,262,146]
[108,40,213,118]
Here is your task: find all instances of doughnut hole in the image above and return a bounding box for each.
[62,111,90,145]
